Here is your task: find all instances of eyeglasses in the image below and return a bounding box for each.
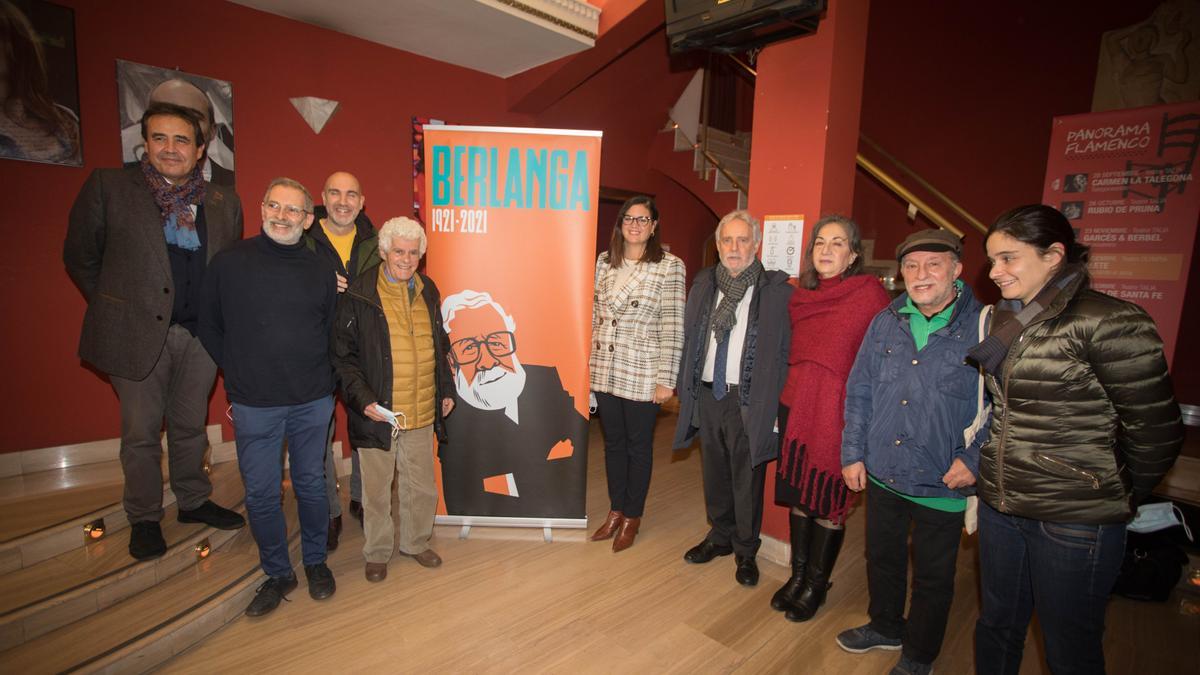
[622,215,652,226]
[450,331,516,366]
[263,201,308,220]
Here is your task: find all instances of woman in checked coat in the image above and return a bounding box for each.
[588,195,685,552]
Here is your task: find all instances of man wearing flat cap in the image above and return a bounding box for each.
[835,228,990,675]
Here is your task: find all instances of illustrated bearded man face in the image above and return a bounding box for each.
[445,299,526,414]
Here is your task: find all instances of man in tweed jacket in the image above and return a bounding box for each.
[64,103,245,561]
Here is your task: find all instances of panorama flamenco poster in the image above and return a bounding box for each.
[1043,100,1200,366]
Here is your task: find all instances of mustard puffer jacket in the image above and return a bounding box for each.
[978,271,1183,524]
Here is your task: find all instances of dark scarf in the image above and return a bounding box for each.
[968,263,1084,376]
[711,258,763,342]
[141,154,206,251]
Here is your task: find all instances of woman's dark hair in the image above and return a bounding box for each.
[986,204,1089,264]
[608,195,664,268]
[797,214,867,290]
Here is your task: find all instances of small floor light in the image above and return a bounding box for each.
[195,539,211,560]
[84,518,105,539]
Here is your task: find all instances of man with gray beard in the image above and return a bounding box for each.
[439,291,587,518]
[199,177,337,616]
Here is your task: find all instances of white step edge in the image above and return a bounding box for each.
[77,530,304,674]
[0,451,238,573]
[0,426,225,479]
[0,524,242,651]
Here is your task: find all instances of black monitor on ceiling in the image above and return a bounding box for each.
[665,0,827,54]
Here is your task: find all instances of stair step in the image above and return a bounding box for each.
[0,425,224,480]
[0,441,239,572]
[0,462,246,649]
[0,486,303,674]
[0,546,259,673]
[0,463,125,543]
[699,126,751,150]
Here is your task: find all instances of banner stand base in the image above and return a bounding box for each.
[438,515,588,543]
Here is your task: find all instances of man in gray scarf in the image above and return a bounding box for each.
[673,210,792,588]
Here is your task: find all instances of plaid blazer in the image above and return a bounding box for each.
[589,251,686,401]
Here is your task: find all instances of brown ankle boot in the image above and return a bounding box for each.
[612,516,640,552]
[590,510,624,541]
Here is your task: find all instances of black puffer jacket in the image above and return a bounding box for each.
[332,269,453,451]
[978,271,1182,524]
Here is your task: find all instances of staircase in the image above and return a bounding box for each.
[0,430,320,673]
[656,68,750,216]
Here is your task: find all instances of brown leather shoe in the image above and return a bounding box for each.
[402,549,443,568]
[365,562,387,582]
[612,516,641,553]
[590,510,624,541]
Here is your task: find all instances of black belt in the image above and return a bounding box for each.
[701,381,739,393]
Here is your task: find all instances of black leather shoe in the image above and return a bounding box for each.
[348,500,364,527]
[305,563,337,600]
[128,520,167,560]
[178,500,245,530]
[245,574,298,617]
[684,539,733,564]
[327,515,342,551]
[735,555,760,587]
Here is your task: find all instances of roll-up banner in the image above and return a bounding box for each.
[1043,101,1200,366]
[422,126,600,529]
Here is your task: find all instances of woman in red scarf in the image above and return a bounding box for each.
[772,215,889,622]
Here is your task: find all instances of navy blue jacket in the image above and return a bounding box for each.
[841,284,990,498]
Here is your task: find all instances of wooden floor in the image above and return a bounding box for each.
[160,412,1198,674]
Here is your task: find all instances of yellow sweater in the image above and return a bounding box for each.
[377,271,436,429]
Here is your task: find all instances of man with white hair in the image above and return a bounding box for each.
[674,210,792,588]
[439,291,587,518]
[333,217,454,581]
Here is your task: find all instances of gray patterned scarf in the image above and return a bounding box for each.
[711,258,763,342]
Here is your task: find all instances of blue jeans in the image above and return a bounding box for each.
[233,396,334,578]
[974,501,1126,675]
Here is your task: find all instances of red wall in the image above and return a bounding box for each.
[0,0,707,452]
[852,0,1199,399]
[853,1,1167,290]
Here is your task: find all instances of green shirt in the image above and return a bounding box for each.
[869,475,966,513]
[878,279,967,512]
[898,280,962,351]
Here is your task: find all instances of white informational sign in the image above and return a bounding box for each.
[762,214,805,276]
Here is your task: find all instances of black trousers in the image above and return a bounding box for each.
[595,392,660,518]
[698,384,765,557]
[866,479,964,665]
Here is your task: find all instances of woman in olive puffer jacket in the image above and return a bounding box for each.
[970,205,1182,675]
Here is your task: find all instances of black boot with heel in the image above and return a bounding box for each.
[771,511,812,611]
[785,521,844,622]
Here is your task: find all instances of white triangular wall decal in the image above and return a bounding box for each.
[290,96,340,134]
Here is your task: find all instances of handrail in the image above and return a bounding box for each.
[727,54,757,79]
[859,135,987,234]
[714,52,981,237]
[855,154,964,238]
[668,117,749,195]
[701,148,748,193]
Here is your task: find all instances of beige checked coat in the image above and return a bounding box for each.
[589,251,686,402]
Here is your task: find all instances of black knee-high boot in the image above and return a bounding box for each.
[771,511,812,611]
[785,521,844,622]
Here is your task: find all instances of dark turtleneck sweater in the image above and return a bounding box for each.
[199,233,337,407]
